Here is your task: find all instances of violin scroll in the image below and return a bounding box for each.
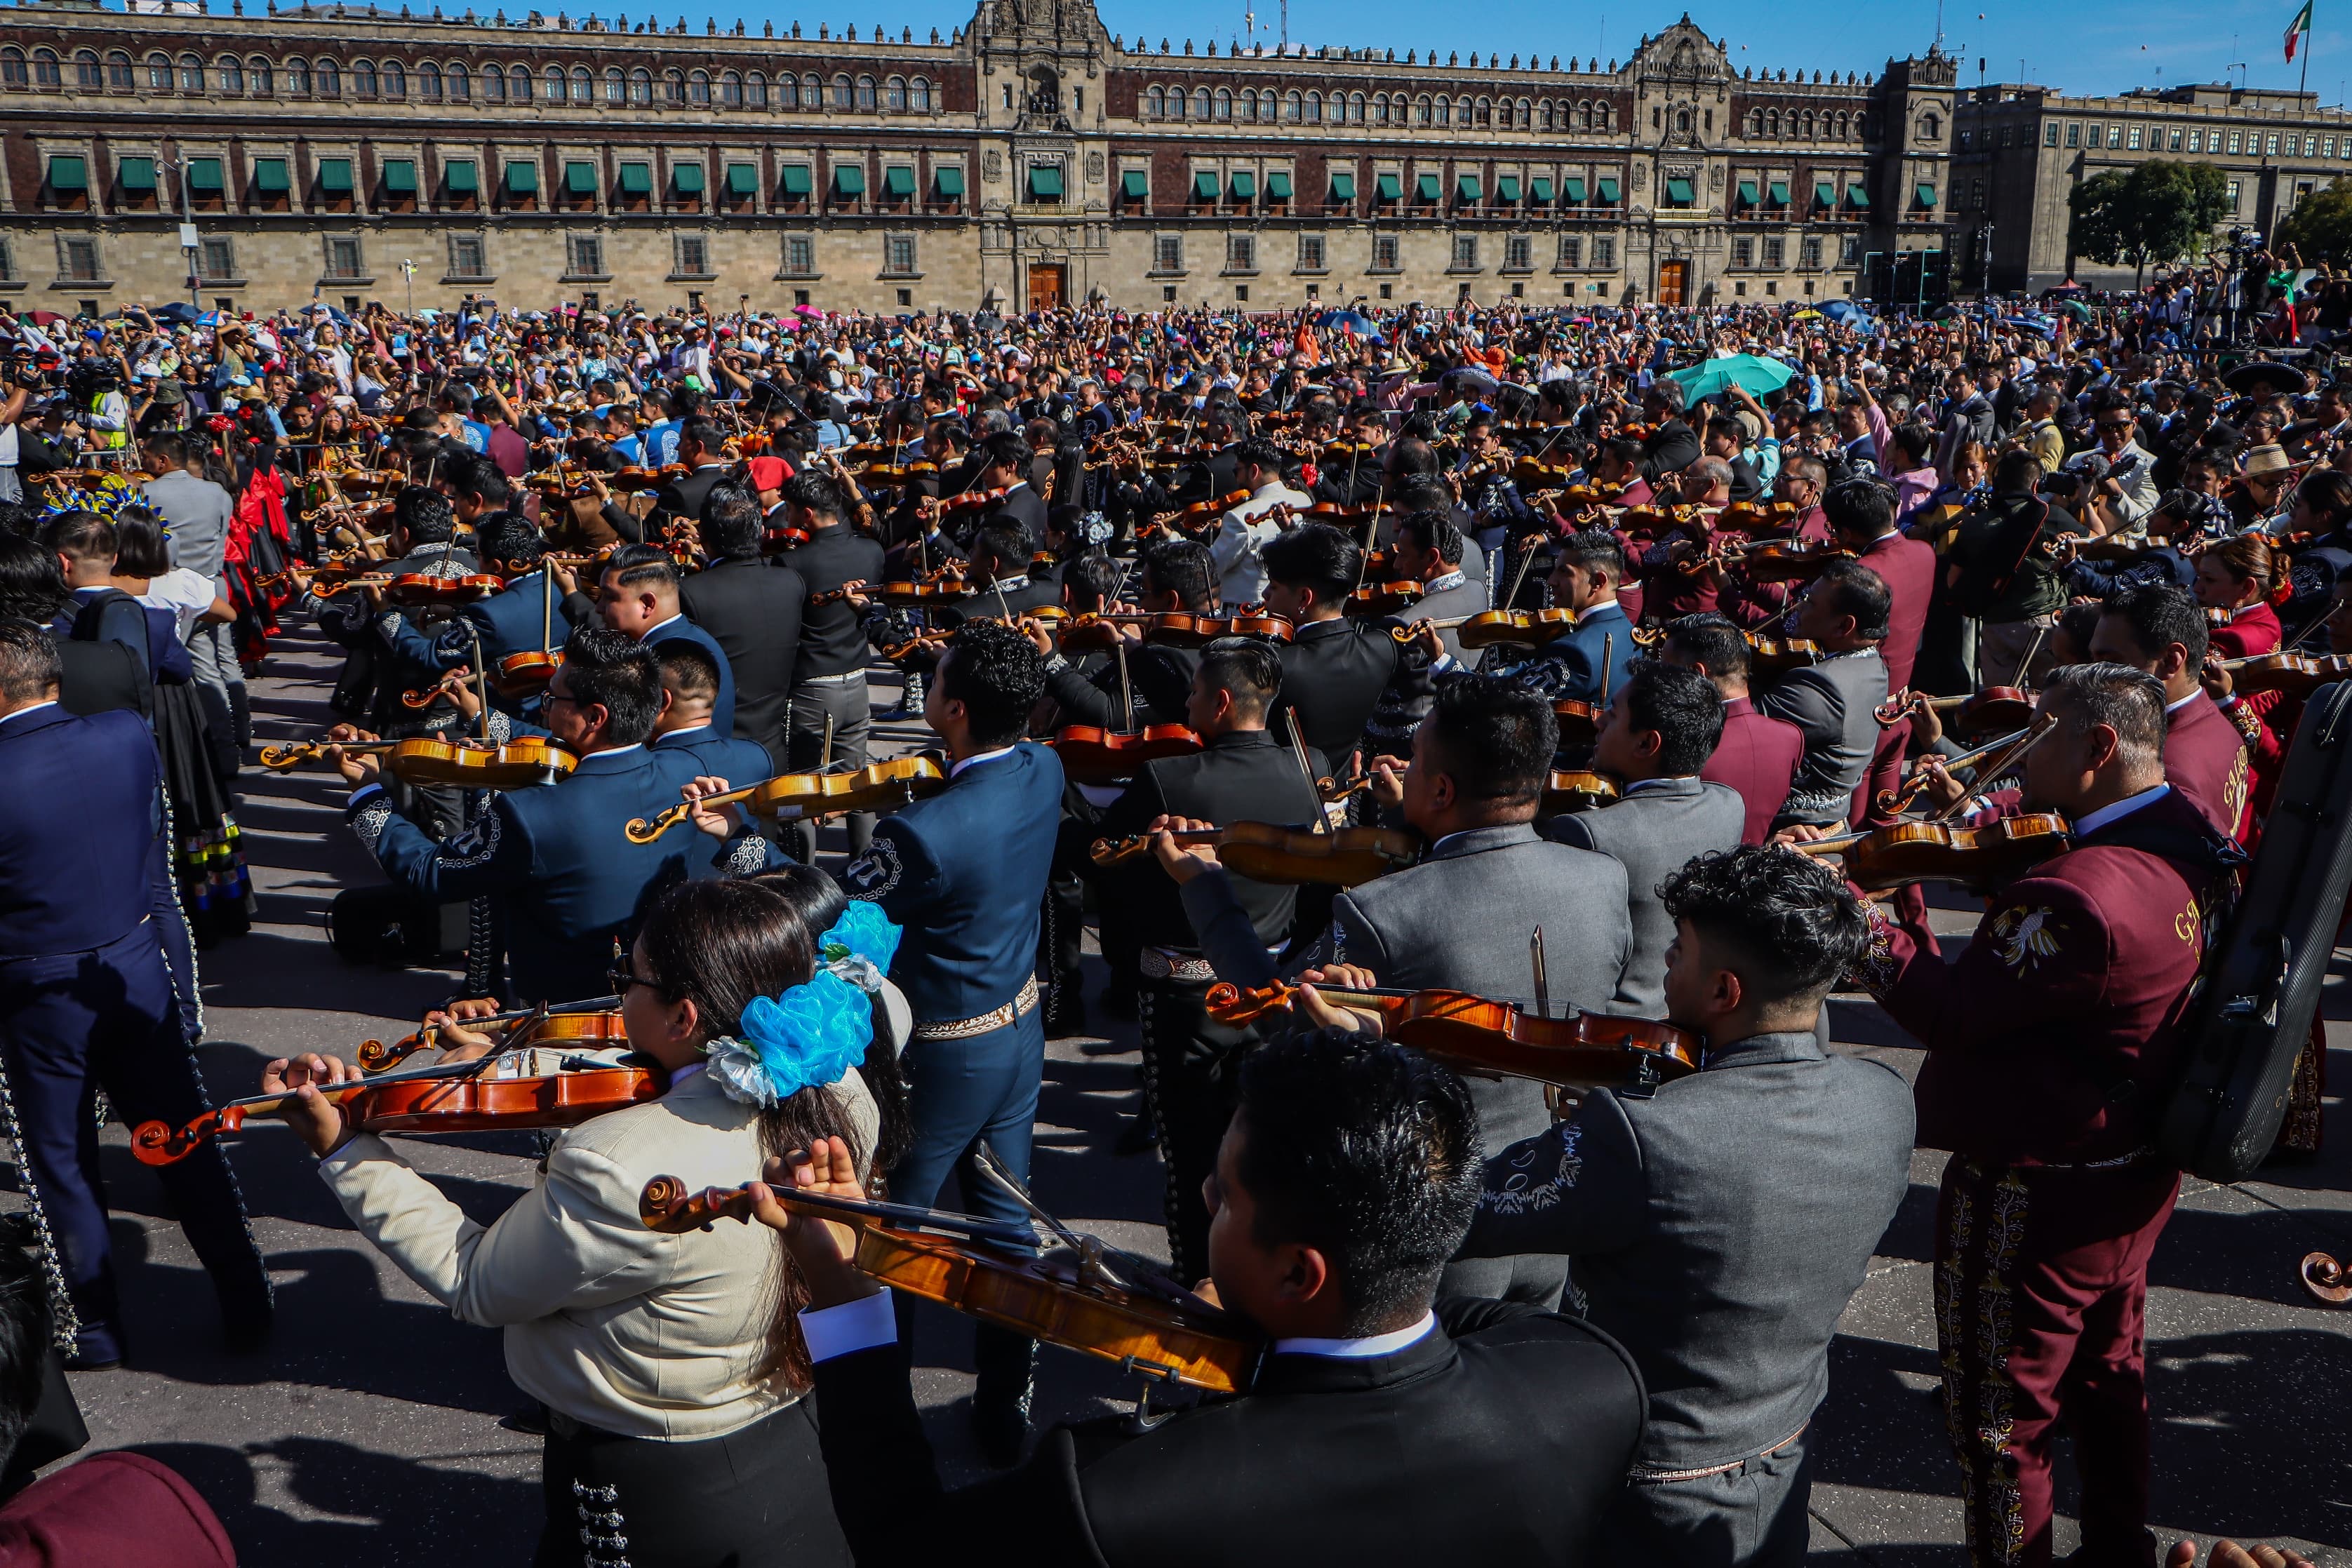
[639,1174,762,1233]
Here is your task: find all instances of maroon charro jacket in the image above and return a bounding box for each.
[1857,529,1937,695]
[2163,690,2253,838]
[1703,696,1805,845]
[1860,785,2238,1165]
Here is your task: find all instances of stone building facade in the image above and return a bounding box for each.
[0,0,1963,314]
[1954,80,2352,293]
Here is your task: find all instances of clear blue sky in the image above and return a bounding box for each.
[676,0,2347,105]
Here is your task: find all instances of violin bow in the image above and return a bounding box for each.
[1929,714,2059,824]
[1282,709,1330,836]
[638,1175,1034,1249]
[627,782,763,844]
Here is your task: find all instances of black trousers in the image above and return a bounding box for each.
[1138,975,1259,1288]
[782,677,874,862]
[535,1401,849,1568]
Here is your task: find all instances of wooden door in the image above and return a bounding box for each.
[1657,260,1688,307]
[1027,263,1065,312]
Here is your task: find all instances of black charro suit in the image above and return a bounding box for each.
[1273,616,1400,762]
[647,462,734,530]
[808,1298,1645,1568]
[679,553,808,769]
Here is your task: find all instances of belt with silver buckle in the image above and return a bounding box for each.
[910,974,1040,1042]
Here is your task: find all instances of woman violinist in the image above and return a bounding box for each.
[2195,532,2289,843]
[257,878,907,1568]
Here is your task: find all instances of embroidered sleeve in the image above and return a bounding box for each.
[349,793,396,857]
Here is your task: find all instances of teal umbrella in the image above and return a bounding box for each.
[1665,353,1796,400]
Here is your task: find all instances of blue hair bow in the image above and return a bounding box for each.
[702,906,902,1108]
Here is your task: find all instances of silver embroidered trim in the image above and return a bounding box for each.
[154,778,206,1041]
[0,1049,79,1346]
[723,833,770,877]
[573,1480,631,1568]
[486,710,514,744]
[437,806,505,871]
[1481,1120,1586,1217]
[842,836,902,902]
[351,796,396,858]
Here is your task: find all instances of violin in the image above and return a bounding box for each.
[495,648,563,697]
[1048,724,1205,785]
[1201,982,1701,1096]
[1746,636,1824,677]
[1714,500,1803,531]
[1692,537,1856,584]
[358,997,625,1073]
[132,1045,663,1167]
[309,572,507,608]
[1450,608,1582,651]
[258,735,578,789]
[866,576,979,608]
[1053,611,1294,651]
[761,522,813,553]
[2225,652,2352,699]
[1551,701,1603,746]
[939,485,1015,516]
[1793,812,2073,893]
[1347,580,1425,617]
[1539,770,1618,816]
[1090,822,1418,887]
[1874,685,2035,739]
[398,671,469,711]
[639,1179,1263,1395]
[610,464,690,495]
[624,753,951,843]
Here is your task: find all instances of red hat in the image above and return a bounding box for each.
[747,455,791,492]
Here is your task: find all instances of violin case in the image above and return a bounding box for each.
[2160,679,2352,1181]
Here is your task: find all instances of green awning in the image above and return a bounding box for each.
[445,159,479,193]
[187,157,224,192]
[726,161,757,196]
[673,162,706,194]
[1814,180,1834,206]
[1736,180,1758,206]
[1330,170,1356,200]
[1375,171,1401,200]
[1229,170,1255,199]
[1496,175,1520,202]
[45,155,86,192]
[1416,172,1441,201]
[1120,168,1147,198]
[1915,182,1937,207]
[1456,173,1481,201]
[1028,164,1062,198]
[1664,175,1695,205]
[1845,183,1869,208]
[1532,176,1555,203]
[117,156,156,192]
[317,157,353,193]
[1768,180,1789,206]
[382,159,417,194]
[936,165,966,196]
[505,159,537,194]
[832,164,864,195]
[1266,170,1291,200]
[1596,176,1619,203]
[611,163,644,195]
[780,164,812,195]
[1560,176,1584,203]
[1193,170,1219,199]
[249,156,288,194]
[882,166,914,196]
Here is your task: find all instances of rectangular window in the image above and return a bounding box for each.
[674,235,709,276]
[449,234,486,278]
[2000,126,2013,148]
[1504,234,1531,270]
[782,234,814,276]
[1557,235,1582,268]
[197,236,235,280]
[0,239,14,284]
[1154,233,1183,273]
[2226,179,2243,210]
[1593,237,1615,269]
[567,234,605,277]
[1839,235,1860,266]
[1763,237,1786,269]
[1372,234,1399,270]
[60,238,101,281]
[2227,130,2243,154]
[2331,138,2341,158]
[1451,234,1478,270]
[885,233,916,274]
[2188,129,2203,152]
[1801,236,1824,269]
[2127,125,2143,149]
[1732,236,1755,268]
[2066,123,2080,147]
[2266,134,2280,156]
[325,236,363,279]
[2045,122,2059,147]
[1297,233,1325,270]
[1226,234,1255,273]
[2170,128,2183,150]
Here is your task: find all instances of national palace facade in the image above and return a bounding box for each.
[0,0,2338,314]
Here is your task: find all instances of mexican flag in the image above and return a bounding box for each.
[2287,0,2313,61]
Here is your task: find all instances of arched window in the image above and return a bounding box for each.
[419,62,443,98]
[1244,88,1262,122]
[32,48,60,88]
[1284,88,1302,121]
[1919,110,1940,140]
[449,62,469,100]
[1438,95,1453,127]
[689,69,711,105]
[176,52,203,93]
[1765,107,1780,138]
[507,64,530,101]
[1351,91,1368,123]
[0,48,25,91]
[657,67,680,105]
[1456,95,1471,125]
[380,60,404,97]
[571,67,590,100]
[884,74,904,110]
[746,70,766,108]
[1598,102,1612,132]
[1744,109,1760,135]
[145,53,172,91]
[545,65,567,101]
[605,67,625,103]
[802,73,821,109]
[1373,92,1389,124]
[1214,86,1231,120]
[829,73,851,110]
[1192,86,1210,118]
[629,67,652,105]
[1474,95,1490,127]
[284,55,309,93]
[74,51,100,89]
[855,74,876,111]
[351,58,376,96]
[911,75,930,111]
[248,55,272,94]
[1147,85,1163,116]
[1833,111,1847,139]
[483,62,506,100]
[315,59,340,96]
[1414,93,1431,126]
[721,69,743,107]
[1306,90,1322,123]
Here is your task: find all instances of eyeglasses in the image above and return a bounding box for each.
[608,965,667,995]
[2097,422,2133,433]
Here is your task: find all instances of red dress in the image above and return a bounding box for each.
[2210,600,2283,843]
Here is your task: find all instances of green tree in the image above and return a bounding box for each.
[2066,159,2233,286]
[2278,175,2352,264]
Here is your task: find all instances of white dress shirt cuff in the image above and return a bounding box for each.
[799,1288,899,1362]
